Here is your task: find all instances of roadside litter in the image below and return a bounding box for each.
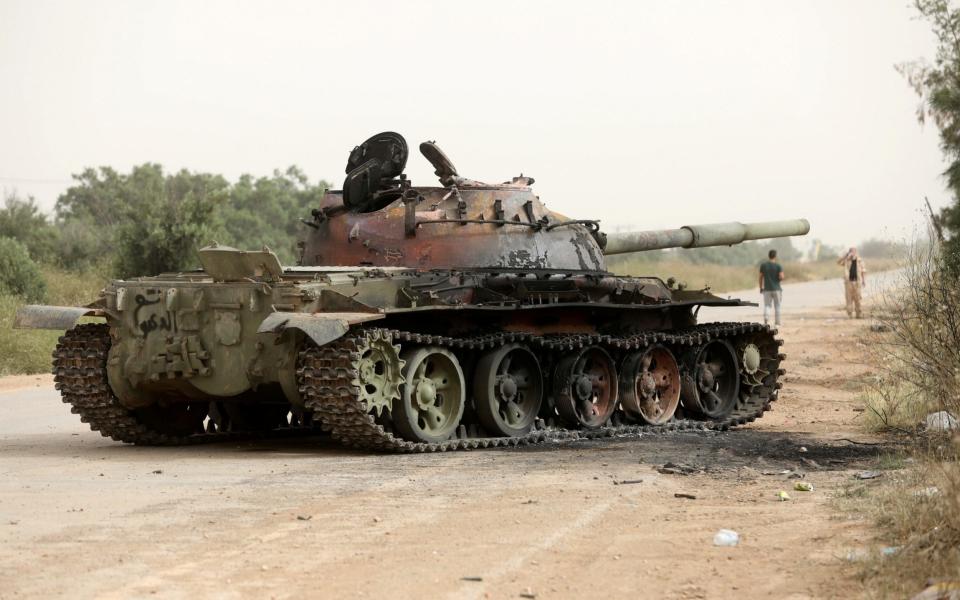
[925,411,959,432]
[910,581,960,600]
[914,487,940,498]
[656,462,700,475]
[713,529,740,547]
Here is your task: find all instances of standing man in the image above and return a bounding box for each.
[759,249,784,327]
[837,247,866,318]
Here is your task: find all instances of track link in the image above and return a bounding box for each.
[298,323,785,453]
[53,323,311,445]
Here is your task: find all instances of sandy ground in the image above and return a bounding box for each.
[0,275,895,599]
[0,373,53,394]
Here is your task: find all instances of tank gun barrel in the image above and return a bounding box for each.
[603,219,810,255]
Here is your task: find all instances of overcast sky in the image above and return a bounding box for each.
[0,1,951,248]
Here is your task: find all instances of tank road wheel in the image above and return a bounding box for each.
[680,340,740,420]
[619,345,681,425]
[352,330,405,417]
[474,344,544,437]
[553,346,619,429]
[393,346,465,443]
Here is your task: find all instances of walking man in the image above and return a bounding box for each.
[759,249,784,326]
[837,247,866,318]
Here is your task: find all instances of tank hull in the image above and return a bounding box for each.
[23,264,784,451]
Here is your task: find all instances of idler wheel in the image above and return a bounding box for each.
[393,346,465,443]
[680,340,740,420]
[474,344,544,437]
[619,345,681,425]
[553,346,618,429]
[737,338,773,397]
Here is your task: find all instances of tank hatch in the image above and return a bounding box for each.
[343,131,409,213]
[419,140,458,185]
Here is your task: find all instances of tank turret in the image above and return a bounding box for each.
[300,133,809,272]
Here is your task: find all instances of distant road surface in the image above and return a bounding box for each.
[699,267,900,322]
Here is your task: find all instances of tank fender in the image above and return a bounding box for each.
[13,305,104,330]
[257,311,385,347]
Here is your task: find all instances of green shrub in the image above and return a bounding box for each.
[0,237,46,302]
[0,265,108,376]
[0,192,59,264]
[0,292,61,375]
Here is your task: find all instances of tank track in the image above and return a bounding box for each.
[53,322,783,451]
[52,323,311,445]
[297,323,785,453]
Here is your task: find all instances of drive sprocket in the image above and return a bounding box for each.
[350,329,404,417]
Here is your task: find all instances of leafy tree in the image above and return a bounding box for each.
[0,191,59,264]
[899,0,960,268]
[111,165,229,277]
[220,166,328,264]
[54,167,130,269]
[57,164,228,277]
[56,167,129,227]
[0,237,47,302]
[54,164,328,275]
[55,218,111,271]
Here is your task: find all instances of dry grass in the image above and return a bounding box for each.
[846,237,960,597]
[836,444,960,598]
[859,383,935,434]
[610,257,900,293]
[0,265,108,376]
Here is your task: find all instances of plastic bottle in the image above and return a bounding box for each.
[713,529,740,547]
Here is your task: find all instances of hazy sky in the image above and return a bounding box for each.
[0,1,951,248]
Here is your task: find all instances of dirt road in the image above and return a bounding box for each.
[0,275,893,599]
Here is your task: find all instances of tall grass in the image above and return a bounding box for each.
[0,265,109,376]
[850,235,960,597]
[872,241,960,421]
[839,444,960,599]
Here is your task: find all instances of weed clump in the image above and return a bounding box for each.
[0,237,46,303]
[853,234,960,597]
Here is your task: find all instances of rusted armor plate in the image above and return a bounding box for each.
[257,311,385,347]
[13,305,102,330]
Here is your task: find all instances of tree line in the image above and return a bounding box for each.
[0,164,329,300]
[900,0,960,271]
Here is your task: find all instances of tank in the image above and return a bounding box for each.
[14,132,810,452]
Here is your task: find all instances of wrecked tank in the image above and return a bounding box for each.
[15,131,810,452]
